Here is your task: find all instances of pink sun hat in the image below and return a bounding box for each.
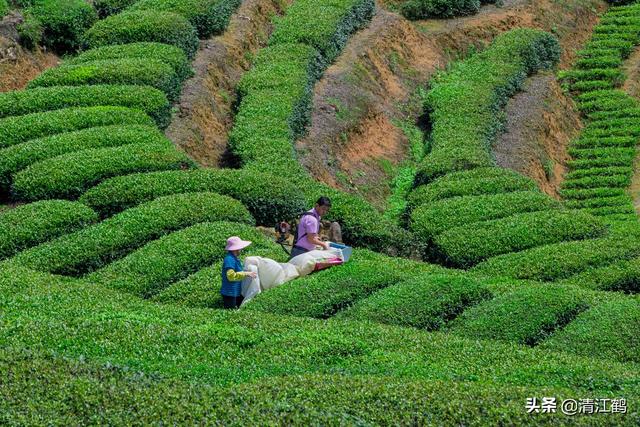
[225,236,252,251]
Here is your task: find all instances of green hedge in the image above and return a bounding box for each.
[564,166,633,180]
[0,200,97,260]
[78,169,307,226]
[94,0,137,18]
[128,0,242,37]
[84,10,200,59]
[337,273,491,330]
[410,191,559,241]
[27,0,97,53]
[0,85,171,129]
[11,142,194,202]
[471,223,640,281]
[8,192,253,276]
[2,264,640,414]
[28,59,183,102]
[0,106,155,149]
[433,210,606,268]
[66,42,193,82]
[447,284,591,346]
[399,0,483,20]
[562,173,631,190]
[270,0,375,65]
[408,168,537,208]
[89,221,274,298]
[415,29,560,184]
[560,187,626,200]
[571,135,637,148]
[230,44,322,165]
[566,195,632,209]
[0,125,166,195]
[246,251,447,318]
[540,298,640,364]
[0,0,8,17]
[560,257,640,293]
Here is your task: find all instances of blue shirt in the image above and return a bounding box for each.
[220,252,243,297]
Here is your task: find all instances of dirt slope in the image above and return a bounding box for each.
[296,0,605,207]
[166,0,292,167]
[0,13,58,92]
[621,46,640,215]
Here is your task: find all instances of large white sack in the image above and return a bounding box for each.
[256,257,286,290]
[240,263,260,303]
[289,250,333,277]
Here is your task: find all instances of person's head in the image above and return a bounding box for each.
[225,236,252,257]
[315,196,331,216]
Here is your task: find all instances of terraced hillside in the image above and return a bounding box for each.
[1,0,640,424]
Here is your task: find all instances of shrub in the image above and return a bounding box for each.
[8,192,253,276]
[11,142,195,202]
[0,86,171,128]
[27,0,97,53]
[470,222,640,281]
[89,221,275,298]
[78,169,307,225]
[270,0,375,65]
[400,0,481,20]
[415,29,560,183]
[129,0,242,37]
[410,191,559,241]
[433,210,606,268]
[0,106,155,149]
[0,125,166,194]
[0,0,8,17]
[561,257,640,293]
[16,11,43,50]
[446,284,591,346]
[540,298,640,364]
[0,200,97,260]
[94,0,137,18]
[83,10,199,59]
[28,59,183,102]
[246,252,447,318]
[408,168,537,208]
[336,274,491,329]
[66,42,193,82]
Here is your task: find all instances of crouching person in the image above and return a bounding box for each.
[221,236,257,309]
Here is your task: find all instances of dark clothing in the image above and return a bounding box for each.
[223,294,244,309]
[289,244,310,260]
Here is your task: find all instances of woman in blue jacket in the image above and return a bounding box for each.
[221,236,257,309]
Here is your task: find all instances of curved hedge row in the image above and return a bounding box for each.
[0,106,155,149]
[128,0,242,38]
[336,273,491,330]
[407,167,537,209]
[246,252,447,318]
[0,200,97,260]
[399,0,486,20]
[66,42,193,82]
[414,29,560,185]
[11,142,195,202]
[88,221,274,298]
[78,169,307,225]
[0,125,166,194]
[83,10,200,59]
[409,191,559,241]
[28,59,183,102]
[560,257,640,293]
[0,85,171,129]
[432,210,606,268]
[540,298,640,364]
[471,222,640,281]
[446,284,591,346]
[7,192,253,276]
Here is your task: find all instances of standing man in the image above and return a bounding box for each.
[289,196,332,260]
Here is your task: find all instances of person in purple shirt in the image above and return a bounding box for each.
[289,196,332,260]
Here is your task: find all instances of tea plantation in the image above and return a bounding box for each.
[1,0,639,424]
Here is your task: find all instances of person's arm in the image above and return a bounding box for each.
[226,269,252,281]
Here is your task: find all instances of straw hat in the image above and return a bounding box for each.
[225,236,252,251]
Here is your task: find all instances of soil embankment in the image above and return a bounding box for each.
[296,0,605,207]
[621,46,640,215]
[166,0,292,167]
